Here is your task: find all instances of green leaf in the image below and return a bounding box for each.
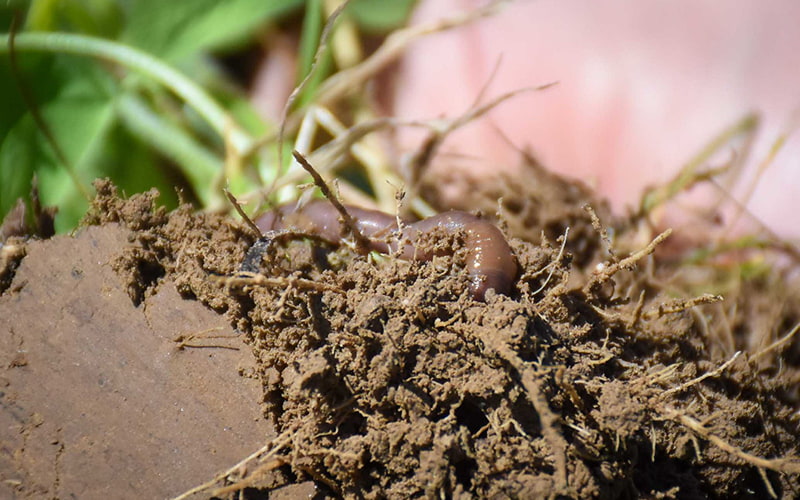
[347,0,416,33]
[27,0,123,38]
[121,0,303,62]
[0,59,185,231]
[0,53,115,231]
[0,117,37,221]
[294,0,332,106]
[298,0,323,78]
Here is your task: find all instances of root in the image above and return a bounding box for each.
[667,409,800,475]
[584,204,616,262]
[171,426,298,500]
[172,326,240,350]
[642,293,723,320]
[212,272,344,295]
[627,290,647,329]
[583,228,672,297]
[531,226,570,295]
[752,321,800,361]
[478,332,570,494]
[661,351,741,397]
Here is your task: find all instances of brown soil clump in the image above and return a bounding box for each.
[3,174,800,499]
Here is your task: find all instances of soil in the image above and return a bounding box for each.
[2,164,799,499]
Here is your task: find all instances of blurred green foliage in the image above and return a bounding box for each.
[0,0,415,233]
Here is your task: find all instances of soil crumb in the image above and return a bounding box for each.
[52,178,800,498]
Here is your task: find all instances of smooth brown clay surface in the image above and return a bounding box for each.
[2,175,800,499]
[0,224,271,499]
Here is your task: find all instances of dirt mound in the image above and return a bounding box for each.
[3,175,799,499]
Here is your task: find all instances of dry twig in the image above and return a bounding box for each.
[224,188,262,237]
[292,150,372,253]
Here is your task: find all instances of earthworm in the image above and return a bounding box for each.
[253,200,517,300]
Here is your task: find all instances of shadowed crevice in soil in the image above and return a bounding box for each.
[0,238,26,295]
[1,194,58,295]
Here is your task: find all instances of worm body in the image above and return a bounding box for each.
[254,201,517,300]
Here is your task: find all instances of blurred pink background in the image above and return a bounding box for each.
[391,0,800,239]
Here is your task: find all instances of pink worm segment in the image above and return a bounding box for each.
[255,201,517,300]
